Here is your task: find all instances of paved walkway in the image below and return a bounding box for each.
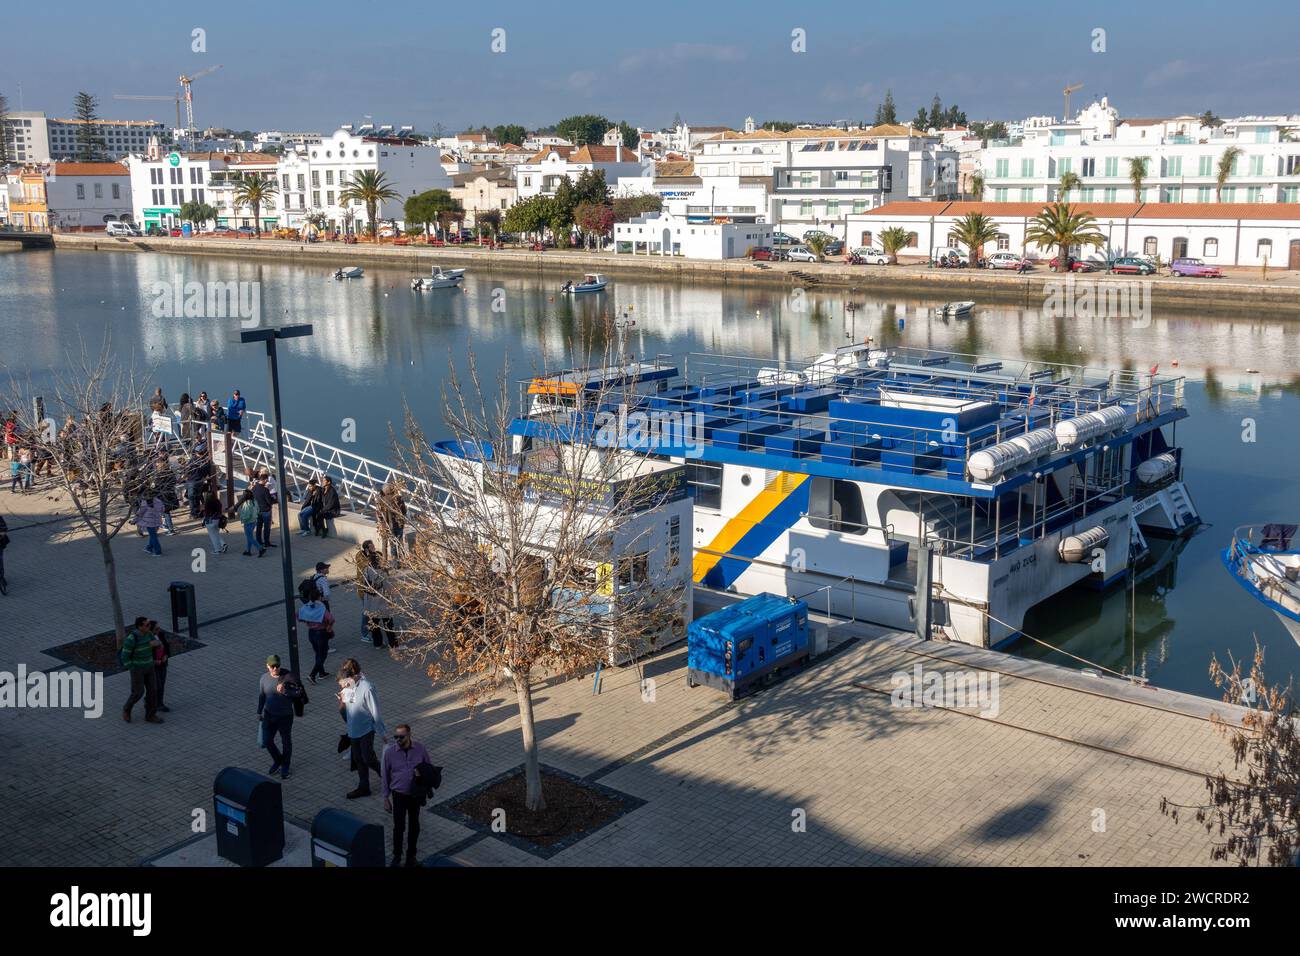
[0,483,1241,866]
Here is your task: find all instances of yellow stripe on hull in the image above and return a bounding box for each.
[692,472,809,583]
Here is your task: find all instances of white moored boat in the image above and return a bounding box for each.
[333,266,364,280]
[937,300,975,316]
[560,274,608,294]
[412,268,466,290]
[1223,524,1300,644]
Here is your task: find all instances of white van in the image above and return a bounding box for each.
[106,222,141,237]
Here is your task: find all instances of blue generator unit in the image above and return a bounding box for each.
[687,593,811,699]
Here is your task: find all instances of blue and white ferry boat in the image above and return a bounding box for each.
[511,343,1200,648]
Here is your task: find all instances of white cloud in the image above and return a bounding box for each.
[620,42,745,73]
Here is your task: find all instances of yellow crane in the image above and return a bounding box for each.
[1063,83,1084,123]
[179,64,223,142]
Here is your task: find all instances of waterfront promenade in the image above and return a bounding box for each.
[44,232,1300,315]
[0,479,1244,867]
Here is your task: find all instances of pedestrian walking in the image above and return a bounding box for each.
[310,561,332,611]
[258,655,302,779]
[297,478,322,535]
[151,620,171,713]
[9,445,30,493]
[137,493,165,556]
[236,489,259,555]
[201,492,228,554]
[3,413,16,461]
[337,658,385,798]
[314,475,341,538]
[382,724,433,866]
[155,460,179,535]
[121,618,163,723]
[298,591,334,683]
[184,448,212,517]
[252,473,276,556]
[353,540,379,642]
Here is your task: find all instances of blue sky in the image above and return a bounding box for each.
[4,0,1297,133]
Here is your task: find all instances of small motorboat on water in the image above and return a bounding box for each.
[412,268,466,290]
[560,273,608,294]
[333,266,364,280]
[935,300,975,317]
[1223,523,1300,645]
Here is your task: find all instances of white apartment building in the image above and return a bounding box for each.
[44,162,133,229]
[613,211,772,259]
[125,143,235,232]
[280,128,451,233]
[515,144,645,200]
[522,133,572,150]
[692,124,958,240]
[208,154,280,230]
[980,115,1300,205]
[255,130,322,149]
[2,111,165,163]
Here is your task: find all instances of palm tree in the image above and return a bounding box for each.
[1025,202,1106,273]
[948,212,1001,269]
[1126,157,1149,203]
[231,175,278,236]
[805,234,831,261]
[1057,171,1081,202]
[970,173,985,201]
[879,226,911,263]
[1216,146,1242,202]
[339,169,402,242]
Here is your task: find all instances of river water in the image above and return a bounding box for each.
[4,246,1300,698]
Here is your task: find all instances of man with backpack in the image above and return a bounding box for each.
[310,562,332,611]
[258,654,305,779]
[121,618,163,723]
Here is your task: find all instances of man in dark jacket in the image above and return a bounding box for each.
[252,474,276,556]
[184,449,212,518]
[258,655,296,779]
[314,475,341,538]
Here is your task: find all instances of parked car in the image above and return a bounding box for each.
[824,241,845,256]
[771,232,799,246]
[985,252,1028,270]
[236,225,257,237]
[1048,255,1097,273]
[1170,257,1223,278]
[785,245,819,262]
[1110,256,1156,275]
[850,248,891,265]
[105,221,141,237]
[749,246,783,261]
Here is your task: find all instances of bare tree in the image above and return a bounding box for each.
[1161,641,1300,866]
[5,340,155,646]
[386,336,688,811]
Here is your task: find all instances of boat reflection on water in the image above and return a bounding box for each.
[1016,534,1193,681]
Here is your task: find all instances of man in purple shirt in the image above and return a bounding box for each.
[382,723,431,867]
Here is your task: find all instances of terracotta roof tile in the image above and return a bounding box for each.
[52,162,129,176]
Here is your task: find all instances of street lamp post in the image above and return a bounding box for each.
[238,324,313,676]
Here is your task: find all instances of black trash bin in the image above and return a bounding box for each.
[311,808,385,867]
[169,580,198,642]
[213,767,285,867]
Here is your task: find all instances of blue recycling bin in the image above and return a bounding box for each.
[311,808,385,867]
[213,767,285,867]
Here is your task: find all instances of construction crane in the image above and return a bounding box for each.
[113,93,183,134]
[1063,83,1084,123]
[179,64,223,142]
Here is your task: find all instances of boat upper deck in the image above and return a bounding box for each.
[512,345,1188,497]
